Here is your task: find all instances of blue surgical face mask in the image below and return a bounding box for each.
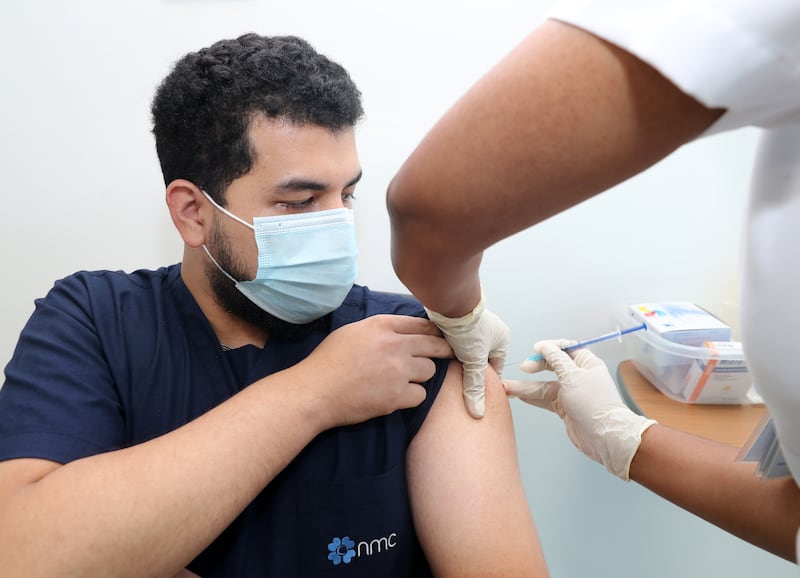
[201,190,358,324]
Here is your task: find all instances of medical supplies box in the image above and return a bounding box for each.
[617,303,752,404]
[628,302,731,345]
[681,342,751,403]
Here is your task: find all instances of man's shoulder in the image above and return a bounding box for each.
[339,285,426,320]
[45,265,181,302]
[34,265,186,326]
[55,264,180,289]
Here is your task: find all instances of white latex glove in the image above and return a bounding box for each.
[425,290,509,418]
[504,339,656,480]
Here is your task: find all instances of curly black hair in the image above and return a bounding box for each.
[151,34,364,204]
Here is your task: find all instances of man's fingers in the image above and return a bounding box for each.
[364,314,453,358]
[407,356,439,384]
[398,383,428,410]
[410,333,454,359]
[389,314,443,336]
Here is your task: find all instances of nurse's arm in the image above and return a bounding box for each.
[406,361,549,577]
[387,19,723,317]
[630,424,800,561]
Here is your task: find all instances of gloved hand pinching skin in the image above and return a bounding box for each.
[424,291,510,418]
[504,339,656,480]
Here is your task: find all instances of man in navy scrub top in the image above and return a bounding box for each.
[0,34,548,577]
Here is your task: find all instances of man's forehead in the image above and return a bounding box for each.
[248,118,357,162]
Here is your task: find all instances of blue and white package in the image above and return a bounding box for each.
[629,302,731,346]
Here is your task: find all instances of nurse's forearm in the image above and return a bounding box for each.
[0,370,331,578]
[387,19,721,316]
[629,424,800,561]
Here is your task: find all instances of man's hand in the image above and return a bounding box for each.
[297,315,453,428]
[425,292,510,418]
[504,339,655,480]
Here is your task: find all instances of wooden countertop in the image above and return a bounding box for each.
[616,360,767,448]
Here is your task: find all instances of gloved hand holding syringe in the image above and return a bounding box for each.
[504,321,655,481]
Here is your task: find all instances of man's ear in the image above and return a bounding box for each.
[166,179,209,248]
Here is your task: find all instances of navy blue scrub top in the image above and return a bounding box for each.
[0,265,447,577]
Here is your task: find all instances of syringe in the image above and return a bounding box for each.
[524,322,647,362]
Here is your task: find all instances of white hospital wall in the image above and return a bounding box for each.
[0,1,794,576]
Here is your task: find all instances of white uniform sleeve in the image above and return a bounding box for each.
[549,0,800,133]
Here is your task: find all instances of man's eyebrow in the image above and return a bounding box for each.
[274,170,363,193]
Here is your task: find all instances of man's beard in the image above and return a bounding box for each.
[205,220,327,340]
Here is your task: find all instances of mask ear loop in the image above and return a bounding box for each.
[201,245,239,284]
[200,189,252,285]
[201,190,255,230]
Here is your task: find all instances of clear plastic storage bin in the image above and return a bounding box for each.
[617,304,754,404]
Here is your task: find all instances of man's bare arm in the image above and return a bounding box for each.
[407,361,549,577]
[630,424,800,561]
[387,19,722,317]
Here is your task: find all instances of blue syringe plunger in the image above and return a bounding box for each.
[525,322,647,363]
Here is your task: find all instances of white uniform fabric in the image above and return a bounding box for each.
[550,0,800,134]
[550,0,800,562]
